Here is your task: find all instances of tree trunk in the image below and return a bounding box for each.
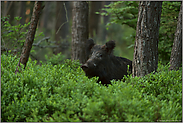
[100,1,111,43]
[55,2,69,41]
[54,1,70,55]
[132,1,162,77]
[71,1,89,64]
[6,1,15,25]
[19,1,26,25]
[40,1,50,36]
[89,1,102,38]
[169,3,182,71]
[1,1,7,17]
[15,1,44,74]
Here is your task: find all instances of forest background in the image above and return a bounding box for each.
[1,1,182,122]
[1,1,181,64]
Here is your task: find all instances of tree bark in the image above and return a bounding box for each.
[132,1,162,77]
[15,1,44,74]
[89,1,102,38]
[71,1,89,64]
[169,3,182,71]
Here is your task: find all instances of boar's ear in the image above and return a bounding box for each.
[86,38,95,50]
[102,40,115,53]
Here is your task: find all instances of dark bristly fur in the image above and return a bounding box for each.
[81,39,132,85]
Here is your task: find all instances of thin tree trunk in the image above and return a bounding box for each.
[71,1,89,64]
[89,1,102,38]
[19,1,26,25]
[1,1,7,17]
[54,1,70,55]
[100,1,110,43]
[43,2,50,29]
[132,1,162,77]
[15,1,44,74]
[55,2,69,41]
[6,1,15,25]
[169,3,182,71]
[39,1,49,35]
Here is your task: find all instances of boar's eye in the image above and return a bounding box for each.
[96,52,102,58]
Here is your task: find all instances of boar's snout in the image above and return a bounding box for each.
[81,59,97,72]
[81,64,89,71]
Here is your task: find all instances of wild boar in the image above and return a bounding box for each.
[81,39,132,84]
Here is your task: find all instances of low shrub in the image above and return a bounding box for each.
[1,54,182,122]
[124,63,182,105]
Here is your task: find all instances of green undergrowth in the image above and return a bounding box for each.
[1,54,182,122]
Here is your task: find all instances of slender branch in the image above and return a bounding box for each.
[32,37,59,48]
[32,45,59,48]
[33,37,50,45]
[56,2,69,34]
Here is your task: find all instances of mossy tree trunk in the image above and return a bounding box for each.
[132,1,162,77]
[71,1,89,64]
[15,1,44,74]
[169,3,182,71]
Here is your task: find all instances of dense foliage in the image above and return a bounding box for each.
[98,1,138,31]
[1,16,30,54]
[99,1,181,64]
[1,16,56,62]
[159,1,181,63]
[1,2,182,122]
[1,54,182,122]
